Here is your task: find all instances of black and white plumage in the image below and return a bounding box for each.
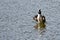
[33,9,46,23]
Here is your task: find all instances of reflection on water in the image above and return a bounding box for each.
[34,23,46,29]
[34,22,46,35]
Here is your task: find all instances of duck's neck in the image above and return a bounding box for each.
[37,14,40,23]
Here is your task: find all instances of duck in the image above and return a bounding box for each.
[33,9,46,23]
[33,9,46,29]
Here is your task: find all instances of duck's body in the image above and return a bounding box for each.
[33,9,46,29]
[33,9,46,23]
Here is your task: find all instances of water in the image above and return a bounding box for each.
[0,0,60,40]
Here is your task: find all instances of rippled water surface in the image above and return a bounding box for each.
[0,0,60,40]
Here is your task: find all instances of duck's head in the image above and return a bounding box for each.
[38,9,41,15]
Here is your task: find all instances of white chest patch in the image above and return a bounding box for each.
[37,14,40,23]
[37,14,40,19]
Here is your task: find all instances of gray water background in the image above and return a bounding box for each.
[0,0,60,40]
